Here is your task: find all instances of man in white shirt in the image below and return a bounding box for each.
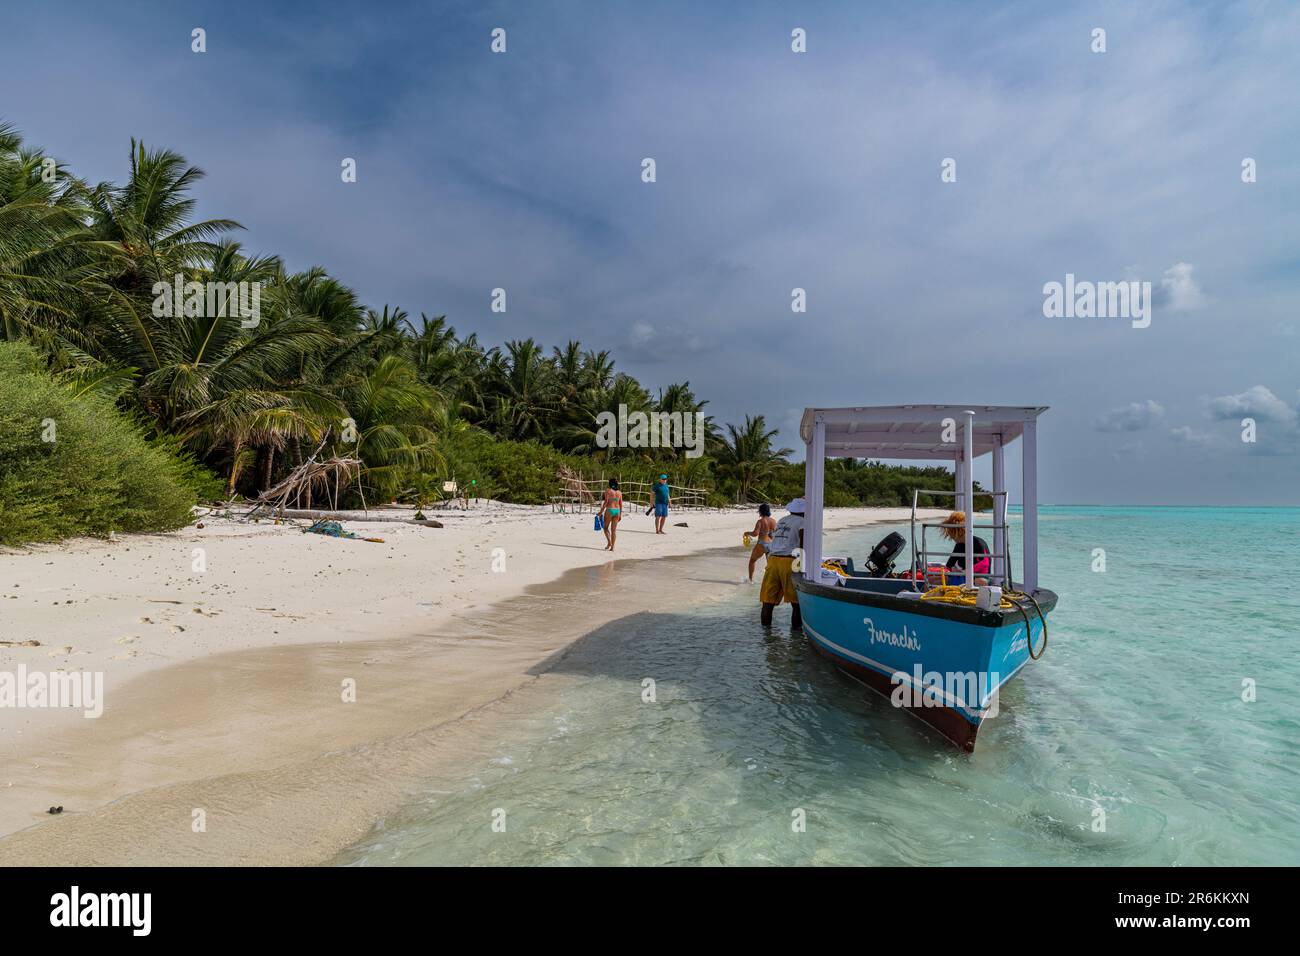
[760,498,805,628]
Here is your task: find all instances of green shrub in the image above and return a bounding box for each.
[0,341,197,545]
[439,429,584,504]
[436,430,710,505]
[147,432,226,503]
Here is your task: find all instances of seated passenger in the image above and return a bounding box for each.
[940,511,990,581]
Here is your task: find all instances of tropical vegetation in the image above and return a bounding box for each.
[0,122,969,542]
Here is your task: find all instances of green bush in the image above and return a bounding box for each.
[0,341,198,545]
[146,431,227,503]
[438,429,586,504]
[436,429,713,505]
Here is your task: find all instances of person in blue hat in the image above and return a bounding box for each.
[653,474,671,534]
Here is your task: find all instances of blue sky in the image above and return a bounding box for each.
[5,0,1298,504]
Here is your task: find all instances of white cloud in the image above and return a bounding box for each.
[1169,425,1215,446]
[1159,262,1206,312]
[1094,400,1165,432]
[1206,385,1297,423]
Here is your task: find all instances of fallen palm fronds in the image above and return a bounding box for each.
[245,439,364,519]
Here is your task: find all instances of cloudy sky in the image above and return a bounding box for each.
[5,0,1297,504]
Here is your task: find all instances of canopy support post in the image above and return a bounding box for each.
[953,453,964,511]
[804,416,825,581]
[963,410,974,584]
[992,436,1007,586]
[1022,419,1039,592]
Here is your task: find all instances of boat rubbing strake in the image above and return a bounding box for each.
[795,405,1057,751]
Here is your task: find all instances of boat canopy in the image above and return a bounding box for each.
[800,404,1048,591]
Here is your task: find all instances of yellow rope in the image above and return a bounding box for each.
[919,584,1009,607]
[918,584,1048,659]
[820,559,851,578]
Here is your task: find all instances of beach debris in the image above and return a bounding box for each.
[246,442,365,518]
[306,519,355,538]
[0,640,40,647]
[47,806,63,815]
[304,519,384,543]
[674,522,689,527]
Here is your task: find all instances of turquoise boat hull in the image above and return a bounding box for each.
[795,577,1056,751]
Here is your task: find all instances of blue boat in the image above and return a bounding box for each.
[794,405,1057,751]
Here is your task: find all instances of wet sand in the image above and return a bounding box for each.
[0,509,922,864]
[0,548,773,863]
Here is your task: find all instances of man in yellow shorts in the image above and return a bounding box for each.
[760,498,805,629]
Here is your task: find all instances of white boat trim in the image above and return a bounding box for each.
[804,620,989,717]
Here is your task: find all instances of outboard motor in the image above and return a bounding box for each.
[865,531,906,577]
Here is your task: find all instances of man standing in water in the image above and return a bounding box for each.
[653,474,670,534]
[760,498,805,628]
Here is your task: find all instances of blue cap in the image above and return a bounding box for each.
[659,474,668,480]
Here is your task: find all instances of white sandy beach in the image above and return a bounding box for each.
[0,504,928,864]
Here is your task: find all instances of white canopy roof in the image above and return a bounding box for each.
[799,404,1048,461]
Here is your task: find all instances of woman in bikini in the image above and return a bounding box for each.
[600,478,624,551]
[745,503,776,581]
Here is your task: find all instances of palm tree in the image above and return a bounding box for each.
[557,372,654,457]
[582,348,615,392]
[83,139,240,296]
[713,415,792,502]
[411,313,486,414]
[333,353,443,502]
[552,340,586,402]
[0,123,114,345]
[654,381,717,457]
[484,338,558,441]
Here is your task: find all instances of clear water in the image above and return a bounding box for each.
[338,507,1300,866]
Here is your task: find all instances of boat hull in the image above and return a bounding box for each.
[795,579,1055,751]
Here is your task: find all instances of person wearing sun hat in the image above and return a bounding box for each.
[653,474,671,534]
[759,497,805,628]
[939,510,991,584]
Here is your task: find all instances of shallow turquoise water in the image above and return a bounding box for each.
[339,507,1300,866]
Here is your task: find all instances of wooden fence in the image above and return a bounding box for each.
[551,467,710,513]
